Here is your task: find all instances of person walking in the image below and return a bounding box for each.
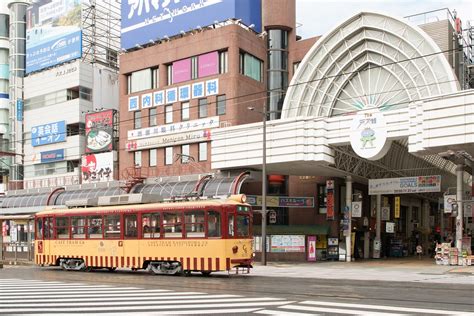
[416,244,423,259]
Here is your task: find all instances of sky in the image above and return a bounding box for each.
[295,0,474,39]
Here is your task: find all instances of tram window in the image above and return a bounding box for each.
[56,217,70,239]
[185,211,205,238]
[87,216,103,239]
[207,211,221,237]
[163,212,183,238]
[105,215,121,239]
[44,217,53,239]
[142,213,160,238]
[228,214,235,237]
[125,214,138,238]
[36,218,43,240]
[72,216,86,239]
[236,215,250,237]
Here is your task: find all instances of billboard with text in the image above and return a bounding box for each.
[26,0,83,73]
[121,0,262,49]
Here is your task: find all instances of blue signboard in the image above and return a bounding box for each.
[41,149,65,163]
[16,99,23,122]
[26,0,83,74]
[31,121,67,147]
[121,0,262,50]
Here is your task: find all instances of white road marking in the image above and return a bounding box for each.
[0,297,283,308]
[0,301,296,314]
[300,300,474,315]
[41,308,261,315]
[0,291,204,299]
[279,304,405,315]
[255,309,319,315]
[2,294,239,303]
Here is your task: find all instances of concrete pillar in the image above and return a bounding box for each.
[345,176,352,262]
[373,194,382,258]
[0,219,3,268]
[456,164,464,253]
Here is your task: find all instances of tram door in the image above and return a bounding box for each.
[104,214,124,262]
[123,214,139,264]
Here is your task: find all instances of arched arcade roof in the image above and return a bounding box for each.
[282,11,459,118]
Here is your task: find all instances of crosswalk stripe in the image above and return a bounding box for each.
[300,300,474,315]
[278,304,404,315]
[0,285,117,290]
[0,289,175,296]
[2,294,239,303]
[0,297,282,308]
[2,286,142,293]
[0,301,296,314]
[37,308,261,315]
[255,309,318,315]
[0,291,205,299]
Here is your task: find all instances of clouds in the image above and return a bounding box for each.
[296,0,474,39]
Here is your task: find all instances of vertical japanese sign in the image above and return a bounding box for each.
[326,180,335,220]
[81,152,114,183]
[85,110,114,153]
[31,121,66,146]
[16,99,23,121]
[394,196,400,218]
[307,236,317,262]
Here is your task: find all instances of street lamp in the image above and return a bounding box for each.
[247,105,268,266]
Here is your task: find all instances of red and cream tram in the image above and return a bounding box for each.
[34,195,253,275]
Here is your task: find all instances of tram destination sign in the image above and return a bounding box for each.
[369,175,441,195]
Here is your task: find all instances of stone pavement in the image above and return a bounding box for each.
[249,258,474,285]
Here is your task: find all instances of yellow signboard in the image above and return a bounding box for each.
[394,196,400,219]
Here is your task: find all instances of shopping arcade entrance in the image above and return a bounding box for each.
[211,11,473,262]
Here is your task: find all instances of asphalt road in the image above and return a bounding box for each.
[0,265,472,315]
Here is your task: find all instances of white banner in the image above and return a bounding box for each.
[128,116,219,140]
[351,201,362,217]
[126,130,211,151]
[369,175,441,195]
[81,152,114,183]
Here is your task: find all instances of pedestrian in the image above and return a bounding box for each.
[416,244,423,259]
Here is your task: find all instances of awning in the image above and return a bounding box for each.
[253,225,330,235]
[201,177,237,197]
[1,193,53,208]
[132,181,197,199]
[53,187,126,206]
[0,206,46,216]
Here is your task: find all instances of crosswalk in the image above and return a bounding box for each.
[0,278,472,315]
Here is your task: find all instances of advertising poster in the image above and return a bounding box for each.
[381,206,390,221]
[198,51,219,77]
[85,110,114,153]
[81,152,114,183]
[352,201,362,217]
[270,235,305,253]
[386,222,395,233]
[121,0,262,50]
[369,175,441,195]
[307,236,317,262]
[26,0,83,73]
[444,195,456,214]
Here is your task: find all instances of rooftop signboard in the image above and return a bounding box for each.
[121,0,262,50]
[26,0,83,74]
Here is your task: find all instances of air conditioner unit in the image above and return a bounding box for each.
[98,193,163,206]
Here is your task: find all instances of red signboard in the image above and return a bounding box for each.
[327,190,335,220]
[85,110,114,153]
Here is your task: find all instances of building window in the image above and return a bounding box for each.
[165,147,173,165]
[198,98,207,118]
[216,95,226,115]
[134,151,142,167]
[149,108,157,126]
[149,149,157,167]
[167,64,173,85]
[165,105,173,124]
[134,111,142,129]
[239,52,263,82]
[127,68,152,94]
[293,62,300,74]
[198,142,207,161]
[152,67,159,89]
[219,50,228,74]
[181,102,190,121]
[181,144,190,164]
[0,15,9,38]
[191,56,198,80]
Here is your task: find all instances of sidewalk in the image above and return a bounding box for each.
[249,258,474,285]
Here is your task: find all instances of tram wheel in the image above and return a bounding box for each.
[107,267,117,272]
[183,270,192,277]
[201,271,212,277]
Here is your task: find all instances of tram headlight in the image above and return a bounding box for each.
[241,194,247,203]
[232,245,238,254]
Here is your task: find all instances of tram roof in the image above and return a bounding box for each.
[35,195,249,216]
